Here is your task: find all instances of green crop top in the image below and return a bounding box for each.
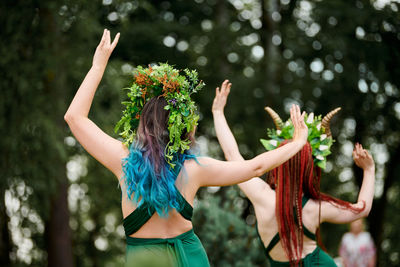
[264,196,316,255]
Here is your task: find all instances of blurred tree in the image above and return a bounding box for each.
[1,0,399,266]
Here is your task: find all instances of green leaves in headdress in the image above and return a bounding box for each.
[260,107,341,169]
[115,63,204,168]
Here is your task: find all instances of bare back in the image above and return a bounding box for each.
[120,159,200,239]
[254,184,322,261]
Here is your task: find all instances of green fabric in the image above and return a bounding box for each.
[125,229,210,267]
[267,247,337,267]
[122,180,207,267]
[303,226,316,241]
[265,234,280,254]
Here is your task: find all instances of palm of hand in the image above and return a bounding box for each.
[212,80,231,112]
[353,144,374,170]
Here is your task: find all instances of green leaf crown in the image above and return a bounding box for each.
[115,63,205,167]
[260,108,340,169]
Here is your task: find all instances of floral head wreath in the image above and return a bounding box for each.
[260,107,341,169]
[115,63,205,167]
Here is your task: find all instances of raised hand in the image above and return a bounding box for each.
[212,80,231,113]
[353,143,375,171]
[290,104,308,146]
[92,29,120,69]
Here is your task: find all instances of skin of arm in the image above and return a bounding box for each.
[64,29,127,178]
[211,80,274,204]
[321,143,375,223]
[63,31,306,192]
[192,80,308,189]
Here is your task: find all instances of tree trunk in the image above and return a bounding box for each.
[0,188,11,266]
[260,0,277,104]
[46,180,74,267]
[36,4,75,266]
[215,0,230,77]
[368,145,400,266]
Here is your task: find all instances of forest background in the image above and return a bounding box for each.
[1,0,399,266]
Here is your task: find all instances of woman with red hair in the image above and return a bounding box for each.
[212,80,375,267]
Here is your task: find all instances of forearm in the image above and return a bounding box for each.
[65,65,105,120]
[213,110,305,177]
[212,110,243,161]
[357,167,375,215]
[250,140,304,177]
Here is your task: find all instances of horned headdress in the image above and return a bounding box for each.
[261,107,341,169]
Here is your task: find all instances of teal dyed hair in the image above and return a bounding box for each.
[121,97,197,216]
[122,144,196,216]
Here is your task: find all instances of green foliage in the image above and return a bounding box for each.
[193,187,267,267]
[1,0,400,266]
[260,113,334,169]
[114,63,204,167]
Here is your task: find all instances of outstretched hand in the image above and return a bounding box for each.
[212,80,231,113]
[353,143,375,171]
[92,29,120,69]
[290,104,308,146]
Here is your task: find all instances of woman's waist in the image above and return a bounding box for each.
[124,208,193,236]
[268,241,318,262]
[127,219,193,238]
[126,228,195,246]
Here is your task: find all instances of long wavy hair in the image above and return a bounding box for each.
[121,97,196,216]
[268,140,365,266]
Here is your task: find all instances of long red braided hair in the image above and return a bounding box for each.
[268,140,365,266]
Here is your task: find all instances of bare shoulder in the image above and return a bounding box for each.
[181,157,207,185]
[259,183,275,207]
[254,184,275,214]
[183,156,211,172]
[302,198,322,231]
[303,198,321,215]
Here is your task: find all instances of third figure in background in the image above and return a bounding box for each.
[339,218,376,267]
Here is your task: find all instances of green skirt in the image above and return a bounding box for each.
[268,247,337,267]
[125,229,210,267]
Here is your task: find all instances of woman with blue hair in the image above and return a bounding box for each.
[64,30,309,267]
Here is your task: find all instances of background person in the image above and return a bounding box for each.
[339,219,376,267]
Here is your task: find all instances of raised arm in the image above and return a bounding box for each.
[64,29,127,178]
[190,91,308,188]
[321,143,375,223]
[212,80,272,204]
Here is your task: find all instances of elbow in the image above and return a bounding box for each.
[64,112,80,125]
[64,112,73,124]
[358,201,372,218]
[243,158,264,177]
[254,168,264,178]
[362,206,372,218]
[253,163,265,178]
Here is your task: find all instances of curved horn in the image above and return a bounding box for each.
[264,107,283,130]
[321,107,341,137]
